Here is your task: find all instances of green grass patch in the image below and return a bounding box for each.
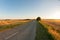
[35,21,54,40]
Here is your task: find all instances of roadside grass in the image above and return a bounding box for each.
[41,21,60,40]
[0,22,28,31]
[35,21,54,40]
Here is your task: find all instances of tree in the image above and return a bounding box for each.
[36,17,41,21]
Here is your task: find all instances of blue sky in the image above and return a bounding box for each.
[0,0,60,19]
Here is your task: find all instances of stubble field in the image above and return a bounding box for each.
[41,19,60,40]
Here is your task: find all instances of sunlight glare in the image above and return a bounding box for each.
[52,11,60,19]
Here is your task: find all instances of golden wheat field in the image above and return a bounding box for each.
[41,19,60,40]
[0,19,31,32]
[0,19,30,25]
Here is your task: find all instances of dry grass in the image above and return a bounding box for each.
[0,19,31,32]
[41,19,60,40]
[0,19,30,25]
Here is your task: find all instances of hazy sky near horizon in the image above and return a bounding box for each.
[0,0,60,19]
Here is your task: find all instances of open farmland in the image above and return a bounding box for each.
[41,19,60,40]
[0,19,31,32]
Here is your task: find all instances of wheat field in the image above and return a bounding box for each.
[41,19,60,40]
[0,19,31,32]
